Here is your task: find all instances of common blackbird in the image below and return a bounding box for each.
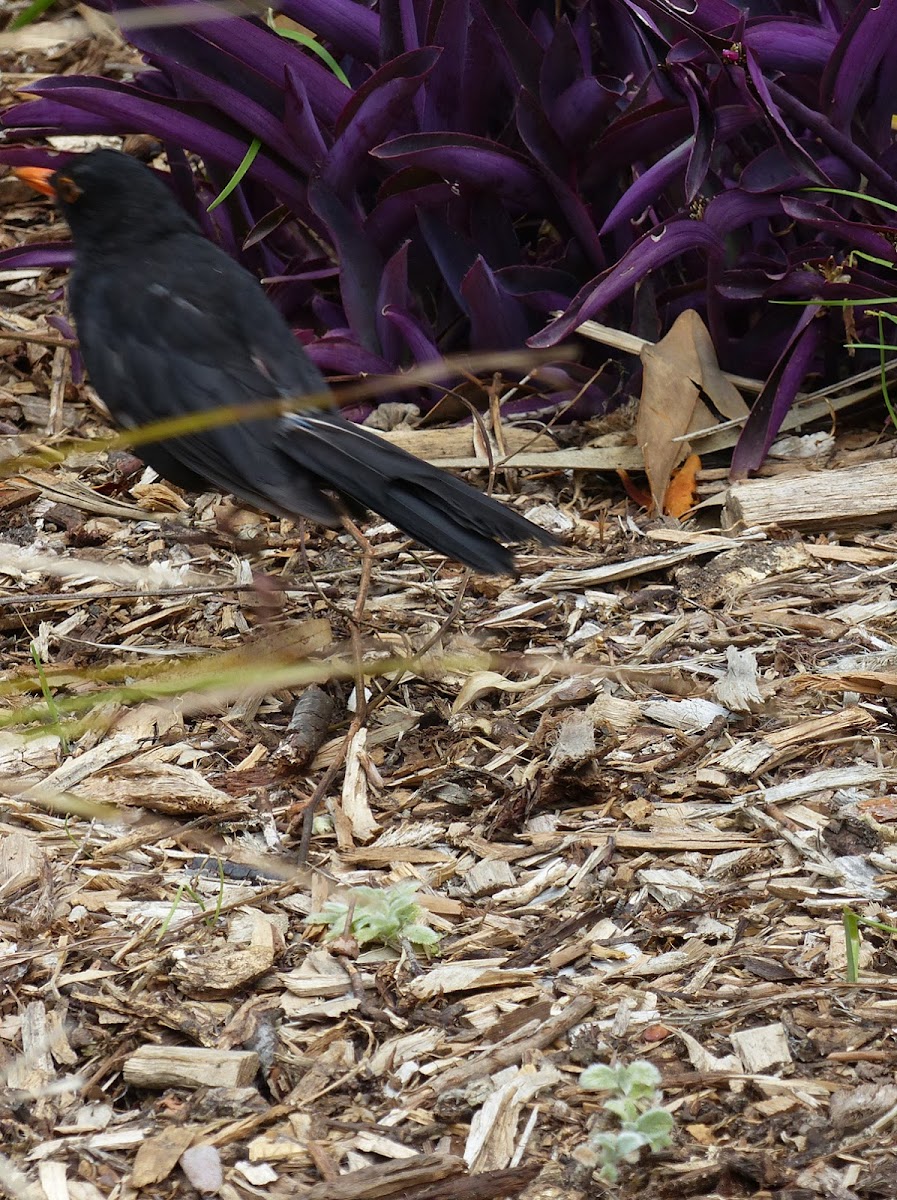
[15,150,556,573]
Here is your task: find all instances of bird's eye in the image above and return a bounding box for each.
[55,175,83,204]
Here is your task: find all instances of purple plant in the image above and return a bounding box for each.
[4,0,897,469]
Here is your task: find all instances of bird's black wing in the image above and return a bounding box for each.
[72,229,557,572]
[71,230,342,524]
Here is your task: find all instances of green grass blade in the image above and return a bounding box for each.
[843,907,861,983]
[10,0,57,30]
[266,9,351,86]
[207,137,262,213]
[773,297,897,308]
[158,884,188,940]
[805,186,897,216]
[850,250,897,270]
[878,313,897,428]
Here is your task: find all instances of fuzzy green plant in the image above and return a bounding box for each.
[306,881,440,952]
[576,1060,674,1185]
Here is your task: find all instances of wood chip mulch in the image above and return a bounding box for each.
[5,18,897,1200]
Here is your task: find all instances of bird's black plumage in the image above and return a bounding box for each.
[27,150,556,574]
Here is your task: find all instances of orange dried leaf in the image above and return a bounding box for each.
[664,453,701,517]
[617,469,653,511]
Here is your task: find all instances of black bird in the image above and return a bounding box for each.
[15,150,556,573]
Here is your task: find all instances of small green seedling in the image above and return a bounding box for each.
[157,879,206,941]
[577,1059,674,1185]
[306,880,440,952]
[843,905,897,983]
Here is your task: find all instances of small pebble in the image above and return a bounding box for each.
[180,1144,223,1195]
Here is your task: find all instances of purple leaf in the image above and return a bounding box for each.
[376,240,411,364]
[739,146,846,193]
[500,386,608,421]
[478,0,542,91]
[469,193,521,269]
[569,5,593,72]
[379,0,423,65]
[730,306,822,478]
[157,4,349,127]
[372,132,551,210]
[743,19,836,74]
[308,179,384,354]
[121,12,285,116]
[585,101,692,185]
[529,218,725,347]
[589,0,655,87]
[496,265,576,313]
[422,0,471,132]
[364,175,454,251]
[304,337,393,376]
[262,264,340,283]
[739,48,831,185]
[165,140,207,223]
[277,0,380,64]
[380,306,442,362]
[323,47,441,198]
[0,146,74,170]
[283,66,330,173]
[685,0,745,31]
[417,208,477,312]
[47,314,77,342]
[612,0,730,58]
[158,58,299,162]
[516,88,604,270]
[667,64,715,203]
[460,256,530,350]
[548,76,625,156]
[703,189,784,235]
[455,5,505,134]
[0,243,75,270]
[2,96,123,139]
[600,140,691,235]
[515,85,568,179]
[822,0,897,131]
[766,77,897,204]
[5,82,309,209]
[781,196,897,265]
[539,17,585,107]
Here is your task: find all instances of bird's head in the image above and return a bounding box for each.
[14,149,195,252]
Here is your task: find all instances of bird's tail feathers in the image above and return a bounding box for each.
[277,413,556,574]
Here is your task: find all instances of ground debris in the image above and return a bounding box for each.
[5,40,897,1200]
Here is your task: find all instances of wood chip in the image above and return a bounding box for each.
[122,1046,260,1089]
[725,459,897,530]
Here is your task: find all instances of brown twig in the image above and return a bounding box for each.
[0,327,76,349]
[296,515,375,865]
[341,513,376,723]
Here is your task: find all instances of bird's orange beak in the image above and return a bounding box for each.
[13,166,57,197]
